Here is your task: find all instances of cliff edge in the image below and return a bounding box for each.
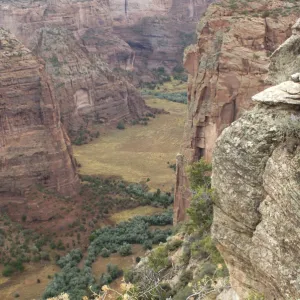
[174,0,299,223]
[212,19,300,299]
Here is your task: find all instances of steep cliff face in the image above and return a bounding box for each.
[212,19,300,299]
[0,0,148,133]
[0,0,214,78]
[30,27,147,132]
[0,29,79,198]
[212,83,300,300]
[109,0,215,74]
[174,0,299,223]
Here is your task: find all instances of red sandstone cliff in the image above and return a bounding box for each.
[0,0,149,133]
[0,0,214,79]
[0,28,79,198]
[174,0,299,223]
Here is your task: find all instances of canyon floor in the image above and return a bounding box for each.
[0,81,186,300]
[74,82,186,192]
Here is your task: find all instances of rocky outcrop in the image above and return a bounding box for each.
[212,80,300,299]
[0,28,79,197]
[268,19,300,84]
[174,0,299,223]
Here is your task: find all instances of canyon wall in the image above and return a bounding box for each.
[0,0,213,132]
[109,0,215,75]
[0,0,148,133]
[0,28,79,197]
[174,0,299,223]
[212,20,300,298]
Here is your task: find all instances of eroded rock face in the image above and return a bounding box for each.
[268,19,300,84]
[30,27,147,132]
[0,0,214,74]
[110,0,215,73]
[174,0,299,223]
[0,0,148,133]
[212,81,300,299]
[0,29,79,197]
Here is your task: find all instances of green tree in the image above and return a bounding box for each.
[187,158,212,190]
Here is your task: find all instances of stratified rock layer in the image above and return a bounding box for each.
[0,0,214,74]
[212,80,300,300]
[174,0,299,223]
[268,19,300,84]
[0,0,149,133]
[30,27,147,132]
[0,29,79,197]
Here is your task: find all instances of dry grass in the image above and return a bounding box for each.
[109,206,165,224]
[0,263,60,300]
[74,97,186,192]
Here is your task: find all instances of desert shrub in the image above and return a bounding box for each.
[118,243,132,256]
[99,273,112,286]
[185,187,213,235]
[117,121,125,130]
[143,240,153,250]
[2,259,24,277]
[173,285,193,300]
[148,246,170,272]
[178,270,193,288]
[43,249,96,300]
[167,239,183,251]
[142,90,187,104]
[107,263,123,279]
[100,248,111,258]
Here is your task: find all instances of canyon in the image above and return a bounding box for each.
[174,0,300,223]
[0,0,213,134]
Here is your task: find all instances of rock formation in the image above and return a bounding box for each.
[174,0,299,223]
[0,28,79,197]
[212,18,300,299]
[0,0,213,75]
[30,27,147,133]
[0,0,149,133]
[109,0,215,75]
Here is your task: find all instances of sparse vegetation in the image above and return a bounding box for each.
[117,121,125,130]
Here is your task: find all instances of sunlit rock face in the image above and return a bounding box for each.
[173,0,298,224]
[0,28,79,197]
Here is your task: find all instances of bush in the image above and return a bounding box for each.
[179,270,193,287]
[117,121,125,130]
[2,260,24,277]
[148,246,170,272]
[100,248,111,258]
[99,273,113,286]
[118,244,132,256]
[143,240,153,250]
[2,265,14,277]
[107,263,122,279]
[187,158,212,190]
[167,239,183,251]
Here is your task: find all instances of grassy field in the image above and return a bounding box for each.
[74,92,186,192]
[0,264,60,300]
[109,206,165,224]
